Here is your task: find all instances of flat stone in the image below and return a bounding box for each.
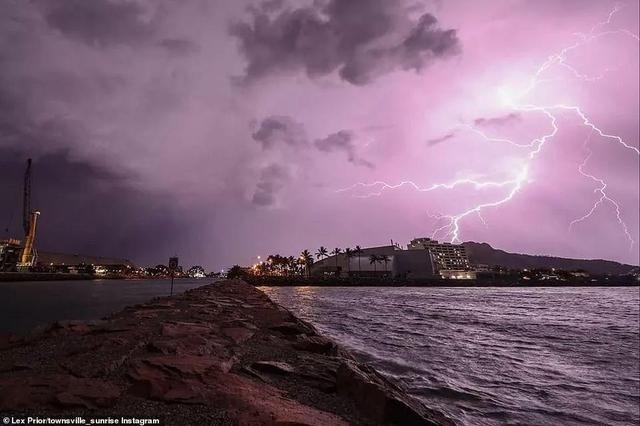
[293,335,336,355]
[148,336,229,360]
[162,322,214,337]
[221,327,255,344]
[141,355,229,376]
[251,361,296,375]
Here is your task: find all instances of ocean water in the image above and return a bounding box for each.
[0,278,208,335]
[260,286,640,426]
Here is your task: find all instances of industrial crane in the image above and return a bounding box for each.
[17,158,40,270]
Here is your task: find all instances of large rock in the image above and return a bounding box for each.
[221,327,255,344]
[336,360,454,426]
[293,335,337,355]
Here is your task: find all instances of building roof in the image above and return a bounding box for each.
[354,245,400,255]
[313,245,400,267]
[37,251,136,267]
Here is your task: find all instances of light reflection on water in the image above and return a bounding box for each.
[260,286,640,426]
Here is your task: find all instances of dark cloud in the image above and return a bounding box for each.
[251,116,373,167]
[158,38,200,55]
[230,0,460,85]
[314,130,374,168]
[251,163,290,206]
[257,0,286,13]
[252,116,306,149]
[0,81,84,154]
[0,148,201,266]
[426,131,457,146]
[474,113,522,127]
[41,0,155,46]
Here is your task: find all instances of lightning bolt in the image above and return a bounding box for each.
[569,132,635,248]
[336,176,523,199]
[338,5,639,248]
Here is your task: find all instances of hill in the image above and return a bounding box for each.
[462,242,637,275]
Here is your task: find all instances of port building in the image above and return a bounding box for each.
[0,243,135,276]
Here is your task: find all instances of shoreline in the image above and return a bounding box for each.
[2,272,637,286]
[243,275,639,287]
[0,280,453,425]
[0,273,206,282]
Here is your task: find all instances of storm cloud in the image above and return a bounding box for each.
[0,0,637,270]
[251,163,290,207]
[252,116,373,168]
[315,131,374,168]
[0,148,201,266]
[230,0,460,85]
[41,0,157,47]
[252,116,306,149]
[158,38,200,55]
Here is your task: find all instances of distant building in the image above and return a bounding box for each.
[0,239,22,272]
[14,251,138,276]
[187,265,206,278]
[309,237,474,280]
[311,245,400,278]
[310,245,433,278]
[36,252,135,268]
[408,238,470,269]
[569,270,589,278]
[392,249,435,279]
[473,263,491,272]
[407,237,474,279]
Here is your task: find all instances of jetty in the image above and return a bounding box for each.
[0,280,452,425]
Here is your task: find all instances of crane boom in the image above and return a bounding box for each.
[18,158,39,270]
[19,211,40,266]
[23,158,32,237]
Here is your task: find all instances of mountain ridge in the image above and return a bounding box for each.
[462,241,638,275]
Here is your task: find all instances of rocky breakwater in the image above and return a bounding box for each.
[0,280,453,425]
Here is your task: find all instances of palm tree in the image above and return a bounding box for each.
[287,256,296,276]
[344,248,353,276]
[330,247,342,276]
[300,249,313,278]
[316,246,329,260]
[369,254,379,274]
[355,246,363,276]
[380,255,390,277]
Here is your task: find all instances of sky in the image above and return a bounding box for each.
[0,0,638,270]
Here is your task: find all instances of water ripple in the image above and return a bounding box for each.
[261,286,640,426]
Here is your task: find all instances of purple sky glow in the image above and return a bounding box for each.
[0,0,638,269]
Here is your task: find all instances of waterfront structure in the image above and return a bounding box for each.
[17,210,40,271]
[311,245,400,278]
[0,239,22,272]
[407,237,474,279]
[35,252,135,276]
[187,265,206,278]
[310,237,474,279]
[1,159,41,272]
[407,237,470,269]
[310,243,435,279]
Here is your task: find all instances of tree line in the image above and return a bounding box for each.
[228,245,392,279]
